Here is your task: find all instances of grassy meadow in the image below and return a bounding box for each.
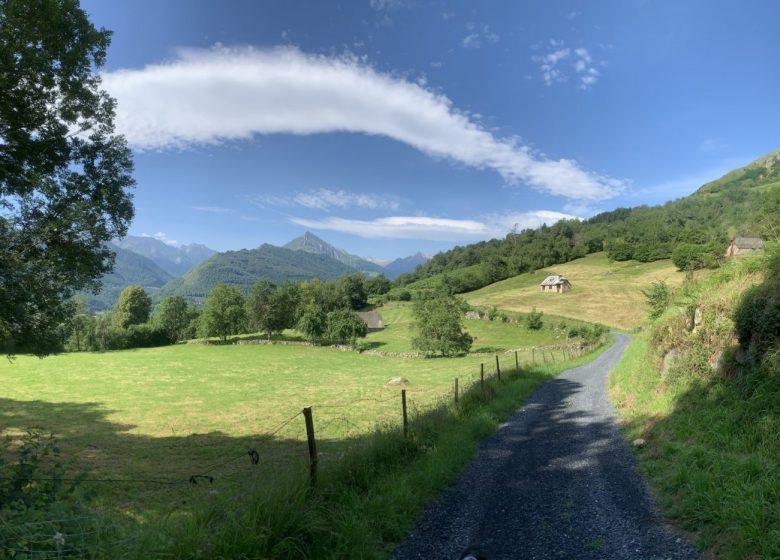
[464,252,687,330]
[0,312,587,517]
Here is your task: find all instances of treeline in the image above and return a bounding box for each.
[64,273,394,351]
[393,160,780,295]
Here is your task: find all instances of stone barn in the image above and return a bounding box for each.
[539,275,572,293]
[725,237,764,257]
[355,310,385,331]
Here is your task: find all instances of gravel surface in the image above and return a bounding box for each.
[393,334,698,560]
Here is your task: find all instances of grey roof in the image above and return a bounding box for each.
[355,310,384,329]
[733,237,764,250]
[540,275,570,286]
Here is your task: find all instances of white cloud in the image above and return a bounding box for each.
[250,188,400,211]
[699,138,728,152]
[534,43,601,89]
[142,232,180,246]
[461,33,481,49]
[103,46,623,200]
[290,210,576,241]
[191,205,234,214]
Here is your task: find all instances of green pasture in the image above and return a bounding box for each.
[362,301,572,353]
[465,252,687,329]
[0,331,580,515]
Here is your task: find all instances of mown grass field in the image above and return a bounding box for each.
[464,252,687,329]
[0,316,587,517]
[363,301,578,353]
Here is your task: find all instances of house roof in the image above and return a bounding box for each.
[355,310,384,329]
[540,275,569,286]
[733,237,764,250]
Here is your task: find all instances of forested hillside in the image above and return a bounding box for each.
[397,149,780,294]
[159,244,357,304]
[80,244,173,311]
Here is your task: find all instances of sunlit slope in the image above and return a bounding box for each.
[464,252,686,329]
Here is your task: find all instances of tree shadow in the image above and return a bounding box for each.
[395,370,698,560]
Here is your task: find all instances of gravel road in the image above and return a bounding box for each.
[393,333,698,560]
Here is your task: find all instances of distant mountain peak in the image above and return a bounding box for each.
[284,232,384,274]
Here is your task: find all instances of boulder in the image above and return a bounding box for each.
[632,438,646,448]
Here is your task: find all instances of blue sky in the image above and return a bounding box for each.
[82,0,780,259]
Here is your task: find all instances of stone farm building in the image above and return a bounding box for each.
[540,275,572,293]
[355,310,385,331]
[725,237,764,257]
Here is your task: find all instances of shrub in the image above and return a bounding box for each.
[411,291,473,356]
[525,308,544,330]
[642,281,672,320]
[326,309,368,345]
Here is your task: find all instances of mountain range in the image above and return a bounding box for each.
[83,232,431,311]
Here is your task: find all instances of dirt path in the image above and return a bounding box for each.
[393,334,698,560]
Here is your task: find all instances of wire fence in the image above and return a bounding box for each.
[0,340,601,559]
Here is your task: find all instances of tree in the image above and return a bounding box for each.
[297,303,327,341]
[411,291,472,356]
[366,275,392,296]
[0,0,135,355]
[114,286,151,329]
[525,308,544,330]
[65,296,93,351]
[642,281,672,320]
[245,280,276,337]
[154,295,195,342]
[200,284,246,342]
[326,309,367,345]
[337,273,368,310]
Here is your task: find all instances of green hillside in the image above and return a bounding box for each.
[464,252,686,330]
[159,243,357,304]
[397,148,780,295]
[79,244,173,311]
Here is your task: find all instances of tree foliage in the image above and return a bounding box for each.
[154,295,196,343]
[199,283,246,342]
[325,309,367,345]
[0,0,134,355]
[114,285,151,329]
[411,291,472,356]
[642,281,672,320]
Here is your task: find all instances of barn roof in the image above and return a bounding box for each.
[355,310,384,329]
[733,237,764,250]
[540,275,569,286]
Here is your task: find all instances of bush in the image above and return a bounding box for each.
[326,309,368,345]
[411,291,473,356]
[733,243,780,357]
[525,308,544,330]
[642,281,672,320]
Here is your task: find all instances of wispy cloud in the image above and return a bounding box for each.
[103,46,623,200]
[191,205,235,214]
[461,24,500,49]
[141,231,180,246]
[699,138,728,153]
[533,41,601,89]
[250,188,400,211]
[290,210,576,241]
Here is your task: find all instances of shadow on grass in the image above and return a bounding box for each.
[0,345,612,559]
[616,354,780,558]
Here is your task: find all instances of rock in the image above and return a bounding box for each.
[464,311,481,320]
[632,438,646,448]
[661,348,683,376]
[694,307,703,326]
[385,376,409,386]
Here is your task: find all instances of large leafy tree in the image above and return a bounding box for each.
[154,295,195,343]
[200,284,246,342]
[114,285,151,329]
[411,290,473,356]
[0,0,134,355]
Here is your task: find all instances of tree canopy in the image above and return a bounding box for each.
[411,290,473,356]
[0,0,134,355]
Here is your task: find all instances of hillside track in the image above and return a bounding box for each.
[393,334,698,560]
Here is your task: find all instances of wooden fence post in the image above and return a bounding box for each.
[495,355,501,380]
[303,407,318,487]
[550,349,556,363]
[454,378,459,405]
[480,368,485,389]
[515,350,519,370]
[532,347,536,366]
[401,389,408,438]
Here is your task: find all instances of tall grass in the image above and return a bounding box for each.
[610,245,780,559]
